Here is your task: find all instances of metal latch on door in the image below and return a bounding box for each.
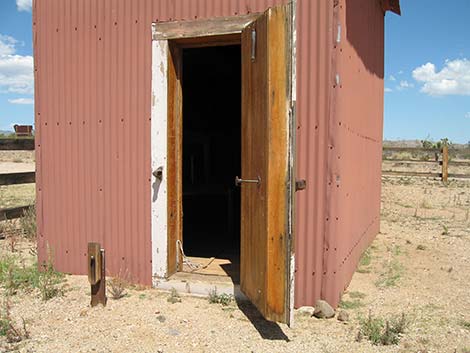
[235,175,261,186]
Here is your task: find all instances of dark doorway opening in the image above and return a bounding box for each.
[181,44,241,281]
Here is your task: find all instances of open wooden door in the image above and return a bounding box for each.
[240,5,294,325]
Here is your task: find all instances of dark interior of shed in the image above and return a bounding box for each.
[181,45,241,281]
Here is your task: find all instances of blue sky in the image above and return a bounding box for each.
[384,0,470,143]
[0,0,469,143]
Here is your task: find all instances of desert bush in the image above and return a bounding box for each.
[339,299,363,310]
[376,258,403,288]
[356,311,407,345]
[19,204,36,240]
[38,259,66,301]
[0,254,65,300]
[356,248,372,273]
[0,255,38,295]
[0,296,30,343]
[167,287,181,304]
[441,225,449,236]
[460,320,470,331]
[208,287,233,306]
[108,269,130,300]
[0,220,20,252]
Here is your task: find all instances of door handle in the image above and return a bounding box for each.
[235,175,261,186]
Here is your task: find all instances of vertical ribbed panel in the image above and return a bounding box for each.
[294,0,334,308]
[321,0,385,307]
[35,0,386,306]
[35,0,289,287]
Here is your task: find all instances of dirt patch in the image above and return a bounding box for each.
[0,151,35,164]
[0,184,35,209]
[0,172,469,352]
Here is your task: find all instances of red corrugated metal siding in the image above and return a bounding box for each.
[34,0,385,308]
[294,0,333,308]
[321,0,385,307]
[34,0,291,287]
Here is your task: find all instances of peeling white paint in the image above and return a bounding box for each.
[151,31,169,283]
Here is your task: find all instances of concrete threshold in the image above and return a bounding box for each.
[153,272,248,301]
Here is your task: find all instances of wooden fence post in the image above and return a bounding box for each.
[441,145,448,182]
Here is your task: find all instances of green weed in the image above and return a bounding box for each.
[339,299,364,310]
[167,287,181,304]
[460,320,470,331]
[0,254,65,300]
[356,311,407,346]
[208,287,233,306]
[348,291,366,299]
[19,204,36,240]
[376,259,403,288]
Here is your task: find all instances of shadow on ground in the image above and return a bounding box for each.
[235,299,290,341]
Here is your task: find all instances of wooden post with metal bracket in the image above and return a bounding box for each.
[88,242,107,307]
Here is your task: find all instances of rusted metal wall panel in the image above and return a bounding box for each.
[321,0,385,307]
[294,0,334,308]
[34,0,385,308]
[34,0,290,287]
[35,0,155,284]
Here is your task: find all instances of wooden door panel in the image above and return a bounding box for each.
[240,5,291,324]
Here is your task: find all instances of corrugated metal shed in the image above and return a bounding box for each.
[321,0,386,307]
[34,0,394,308]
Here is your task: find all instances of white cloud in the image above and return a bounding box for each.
[16,0,32,12]
[0,34,34,94]
[8,98,33,105]
[412,59,470,96]
[389,75,396,81]
[465,112,470,119]
[384,87,393,93]
[396,80,414,91]
[0,34,17,56]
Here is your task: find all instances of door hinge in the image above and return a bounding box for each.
[251,28,256,62]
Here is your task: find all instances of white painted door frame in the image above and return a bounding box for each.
[150,25,169,284]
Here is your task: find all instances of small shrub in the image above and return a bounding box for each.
[8,232,19,253]
[420,199,432,209]
[356,311,407,346]
[359,249,372,267]
[357,248,373,273]
[339,299,363,310]
[19,204,36,240]
[0,253,65,300]
[348,291,366,299]
[441,225,449,236]
[38,259,66,301]
[0,297,30,343]
[460,320,470,331]
[0,255,38,295]
[376,259,403,288]
[167,287,181,304]
[208,287,233,306]
[108,270,130,300]
[416,244,426,251]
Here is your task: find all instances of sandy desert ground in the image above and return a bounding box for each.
[0,151,469,353]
